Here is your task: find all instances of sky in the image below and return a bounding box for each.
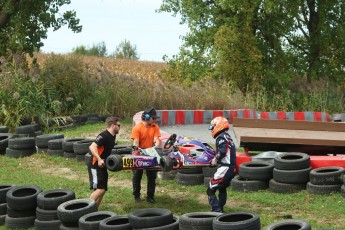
[41,0,189,62]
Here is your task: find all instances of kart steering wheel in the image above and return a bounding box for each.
[164,134,177,149]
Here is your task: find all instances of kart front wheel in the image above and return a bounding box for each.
[160,156,173,172]
[106,155,123,172]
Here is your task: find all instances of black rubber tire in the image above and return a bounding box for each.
[73,139,94,154]
[62,138,85,152]
[5,147,36,158]
[0,203,6,215]
[48,138,64,150]
[0,184,16,203]
[178,167,202,174]
[133,216,179,230]
[14,124,40,134]
[306,182,342,195]
[0,126,9,133]
[268,179,306,194]
[78,211,117,230]
[160,156,173,172]
[63,151,76,158]
[238,162,274,181]
[263,219,311,230]
[0,133,12,151]
[0,214,5,225]
[128,208,173,229]
[8,137,36,150]
[157,171,177,180]
[309,166,345,185]
[99,215,131,230]
[341,185,345,197]
[175,172,204,186]
[59,222,80,229]
[5,215,36,229]
[202,167,218,177]
[273,167,311,184]
[106,155,123,172]
[37,147,48,154]
[212,212,260,230]
[6,185,42,210]
[57,198,98,224]
[274,152,310,170]
[230,175,268,192]
[34,218,61,230]
[36,206,58,221]
[37,189,76,210]
[6,205,36,217]
[111,145,132,155]
[179,212,221,230]
[35,134,65,148]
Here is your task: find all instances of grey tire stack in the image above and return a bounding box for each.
[35,189,76,230]
[307,166,344,195]
[73,139,94,162]
[269,152,311,193]
[47,138,65,157]
[35,134,64,154]
[0,184,16,226]
[179,212,221,230]
[5,185,42,229]
[5,137,36,158]
[14,124,42,137]
[175,167,204,186]
[0,133,12,155]
[232,161,274,192]
[62,138,85,159]
[57,198,98,229]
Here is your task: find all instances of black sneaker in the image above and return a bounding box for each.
[135,197,142,203]
[146,197,156,203]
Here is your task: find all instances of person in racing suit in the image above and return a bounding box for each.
[207,116,236,213]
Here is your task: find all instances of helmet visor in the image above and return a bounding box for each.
[208,124,215,130]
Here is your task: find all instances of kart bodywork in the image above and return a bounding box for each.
[106,134,216,172]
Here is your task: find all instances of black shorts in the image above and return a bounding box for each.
[89,165,108,190]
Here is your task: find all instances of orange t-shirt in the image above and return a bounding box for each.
[131,122,161,149]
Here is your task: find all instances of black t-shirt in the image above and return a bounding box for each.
[93,130,115,164]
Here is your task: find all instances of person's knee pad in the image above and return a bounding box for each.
[206,188,216,196]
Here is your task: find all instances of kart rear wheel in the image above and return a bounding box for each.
[160,156,173,172]
[106,155,123,172]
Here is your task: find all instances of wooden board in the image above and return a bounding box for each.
[233,118,345,154]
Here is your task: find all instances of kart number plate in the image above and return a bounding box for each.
[122,157,134,168]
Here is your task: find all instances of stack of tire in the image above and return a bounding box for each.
[212,211,261,230]
[5,185,42,229]
[14,124,42,137]
[35,189,76,230]
[35,134,65,154]
[175,167,204,186]
[128,208,179,230]
[57,198,98,229]
[73,139,94,162]
[62,138,86,159]
[231,161,274,192]
[87,113,101,124]
[5,137,37,158]
[47,138,65,157]
[202,166,218,187]
[78,211,117,230]
[264,219,311,230]
[0,131,12,155]
[269,152,311,193]
[307,166,345,195]
[0,184,16,226]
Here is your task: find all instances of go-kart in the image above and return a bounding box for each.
[105,134,216,172]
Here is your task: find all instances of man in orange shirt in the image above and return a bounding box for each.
[131,108,161,203]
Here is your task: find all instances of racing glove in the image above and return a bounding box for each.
[211,158,217,166]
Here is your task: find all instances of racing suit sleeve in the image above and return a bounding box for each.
[216,136,227,163]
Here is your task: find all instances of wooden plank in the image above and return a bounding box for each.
[233,118,345,132]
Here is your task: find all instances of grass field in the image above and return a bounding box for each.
[0,122,344,229]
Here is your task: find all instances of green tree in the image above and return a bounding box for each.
[0,0,82,56]
[72,42,107,57]
[112,39,139,60]
[159,0,345,92]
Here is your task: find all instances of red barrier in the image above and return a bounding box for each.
[175,110,186,125]
[213,110,224,118]
[243,109,253,118]
[261,112,269,119]
[277,111,286,120]
[193,110,204,124]
[294,112,305,120]
[229,110,238,124]
[161,110,169,126]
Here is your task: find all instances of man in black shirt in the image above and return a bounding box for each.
[89,116,121,207]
